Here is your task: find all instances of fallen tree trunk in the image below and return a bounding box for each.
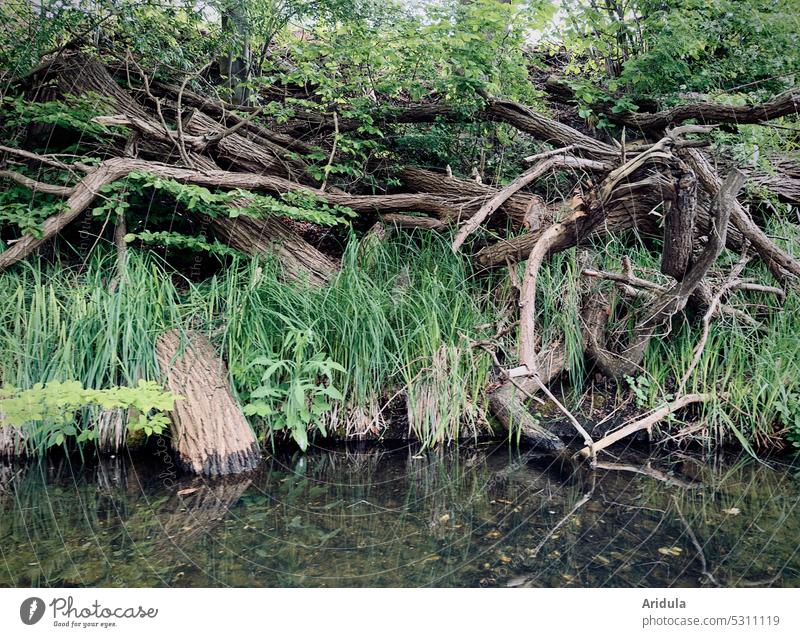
[585,170,745,379]
[155,330,260,476]
[211,213,339,287]
[0,155,457,273]
[545,75,800,133]
[661,160,698,280]
[151,80,315,154]
[399,166,547,227]
[488,382,565,452]
[182,108,307,179]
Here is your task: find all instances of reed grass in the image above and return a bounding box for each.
[1,223,798,456]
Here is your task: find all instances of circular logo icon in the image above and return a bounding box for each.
[20,597,46,625]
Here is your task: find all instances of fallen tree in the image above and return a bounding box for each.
[2,48,798,464]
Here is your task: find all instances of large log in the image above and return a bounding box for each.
[211,213,339,287]
[488,383,565,452]
[686,149,800,281]
[182,109,306,179]
[155,330,260,476]
[475,171,674,267]
[399,166,546,227]
[0,155,455,273]
[544,75,800,133]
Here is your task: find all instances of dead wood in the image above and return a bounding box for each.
[451,155,606,252]
[0,155,457,273]
[686,149,800,281]
[545,75,800,132]
[211,213,338,287]
[182,108,306,179]
[399,166,546,227]
[578,393,713,457]
[0,419,25,459]
[155,330,260,476]
[585,170,745,379]
[661,159,698,280]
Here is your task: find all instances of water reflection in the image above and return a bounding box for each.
[1,445,798,587]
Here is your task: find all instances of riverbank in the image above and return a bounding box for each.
[1,229,798,466]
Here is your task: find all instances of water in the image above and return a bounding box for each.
[1,444,799,587]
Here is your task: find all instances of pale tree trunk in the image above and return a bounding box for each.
[156,330,260,476]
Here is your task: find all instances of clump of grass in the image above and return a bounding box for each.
[4,219,798,456]
[0,252,184,454]
[588,219,800,451]
[188,231,500,447]
[1,231,511,454]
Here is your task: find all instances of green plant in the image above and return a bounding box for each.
[624,374,652,408]
[242,328,345,450]
[776,392,800,449]
[0,379,180,449]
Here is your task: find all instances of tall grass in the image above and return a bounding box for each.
[0,233,506,452]
[186,232,500,446]
[0,253,183,453]
[2,223,798,456]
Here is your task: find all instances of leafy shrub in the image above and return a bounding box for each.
[0,379,180,448]
[241,329,345,450]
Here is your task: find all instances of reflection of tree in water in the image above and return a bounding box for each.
[504,453,800,587]
[0,450,798,587]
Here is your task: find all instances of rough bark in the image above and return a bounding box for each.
[585,171,745,379]
[475,170,674,267]
[488,382,565,451]
[151,80,314,154]
[155,330,260,476]
[661,161,698,280]
[183,109,306,179]
[211,213,339,287]
[0,420,25,459]
[686,149,800,281]
[545,74,800,132]
[0,156,456,273]
[399,166,546,227]
[452,155,606,252]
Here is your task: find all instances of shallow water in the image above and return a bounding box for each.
[1,444,799,587]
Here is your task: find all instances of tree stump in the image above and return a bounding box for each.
[661,162,697,280]
[155,330,260,476]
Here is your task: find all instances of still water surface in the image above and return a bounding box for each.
[1,444,799,587]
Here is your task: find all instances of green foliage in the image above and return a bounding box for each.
[93,172,355,226]
[776,392,800,449]
[600,218,800,451]
[285,1,550,107]
[1,93,114,141]
[0,182,67,238]
[0,1,220,80]
[558,0,800,109]
[123,231,244,258]
[0,379,179,447]
[0,253,184,453]
[242,328,345,450]
[624,374,652,409]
